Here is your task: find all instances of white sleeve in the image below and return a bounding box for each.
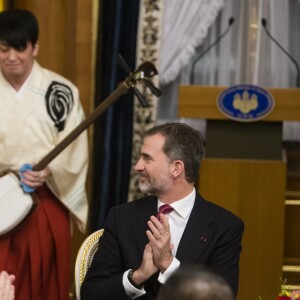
[122,270,146,299]
[157,257,180,284]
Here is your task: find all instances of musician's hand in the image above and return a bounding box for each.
[20,166,51,188]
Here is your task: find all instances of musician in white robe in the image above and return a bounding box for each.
[0,9,88,300]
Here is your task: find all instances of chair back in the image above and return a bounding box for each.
[74,228,104,300]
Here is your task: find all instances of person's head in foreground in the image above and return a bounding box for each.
[156,265,235,300]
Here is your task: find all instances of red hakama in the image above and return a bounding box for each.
[0,185,71,300]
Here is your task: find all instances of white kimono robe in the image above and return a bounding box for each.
[0,60,88,232]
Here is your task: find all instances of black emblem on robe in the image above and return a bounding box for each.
[45,81,74,131]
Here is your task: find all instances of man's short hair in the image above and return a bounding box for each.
[144,123,204,183]
[0,9,39,50]
[156,265,235,300]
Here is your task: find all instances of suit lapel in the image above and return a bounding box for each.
[132,196,158,255]
[176,193,214,262]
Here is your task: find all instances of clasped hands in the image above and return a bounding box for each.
[132,213,174,286]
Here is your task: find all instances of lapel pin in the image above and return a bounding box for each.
[201,236,207,242]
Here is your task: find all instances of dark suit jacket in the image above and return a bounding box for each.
[81,193,244,300]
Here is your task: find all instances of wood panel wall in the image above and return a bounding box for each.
[199,158,286,300]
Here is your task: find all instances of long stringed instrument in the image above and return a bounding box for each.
[0,58,161,237]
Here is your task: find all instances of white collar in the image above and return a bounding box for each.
[158,188,195,219]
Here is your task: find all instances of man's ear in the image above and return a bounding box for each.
[172,160,184,178]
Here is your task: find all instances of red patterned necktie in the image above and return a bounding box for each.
[157,204,174,221]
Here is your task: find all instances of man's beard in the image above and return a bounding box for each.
[138,174,172,196]
[138,179,158,195]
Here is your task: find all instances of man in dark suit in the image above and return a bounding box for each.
[81,123,244,300]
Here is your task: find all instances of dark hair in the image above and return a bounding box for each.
[156,265,234,300]
[144,123,204,183]
[0,9,39,50]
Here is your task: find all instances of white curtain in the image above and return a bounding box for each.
[158,0,300,141]
[159,0,225,85]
